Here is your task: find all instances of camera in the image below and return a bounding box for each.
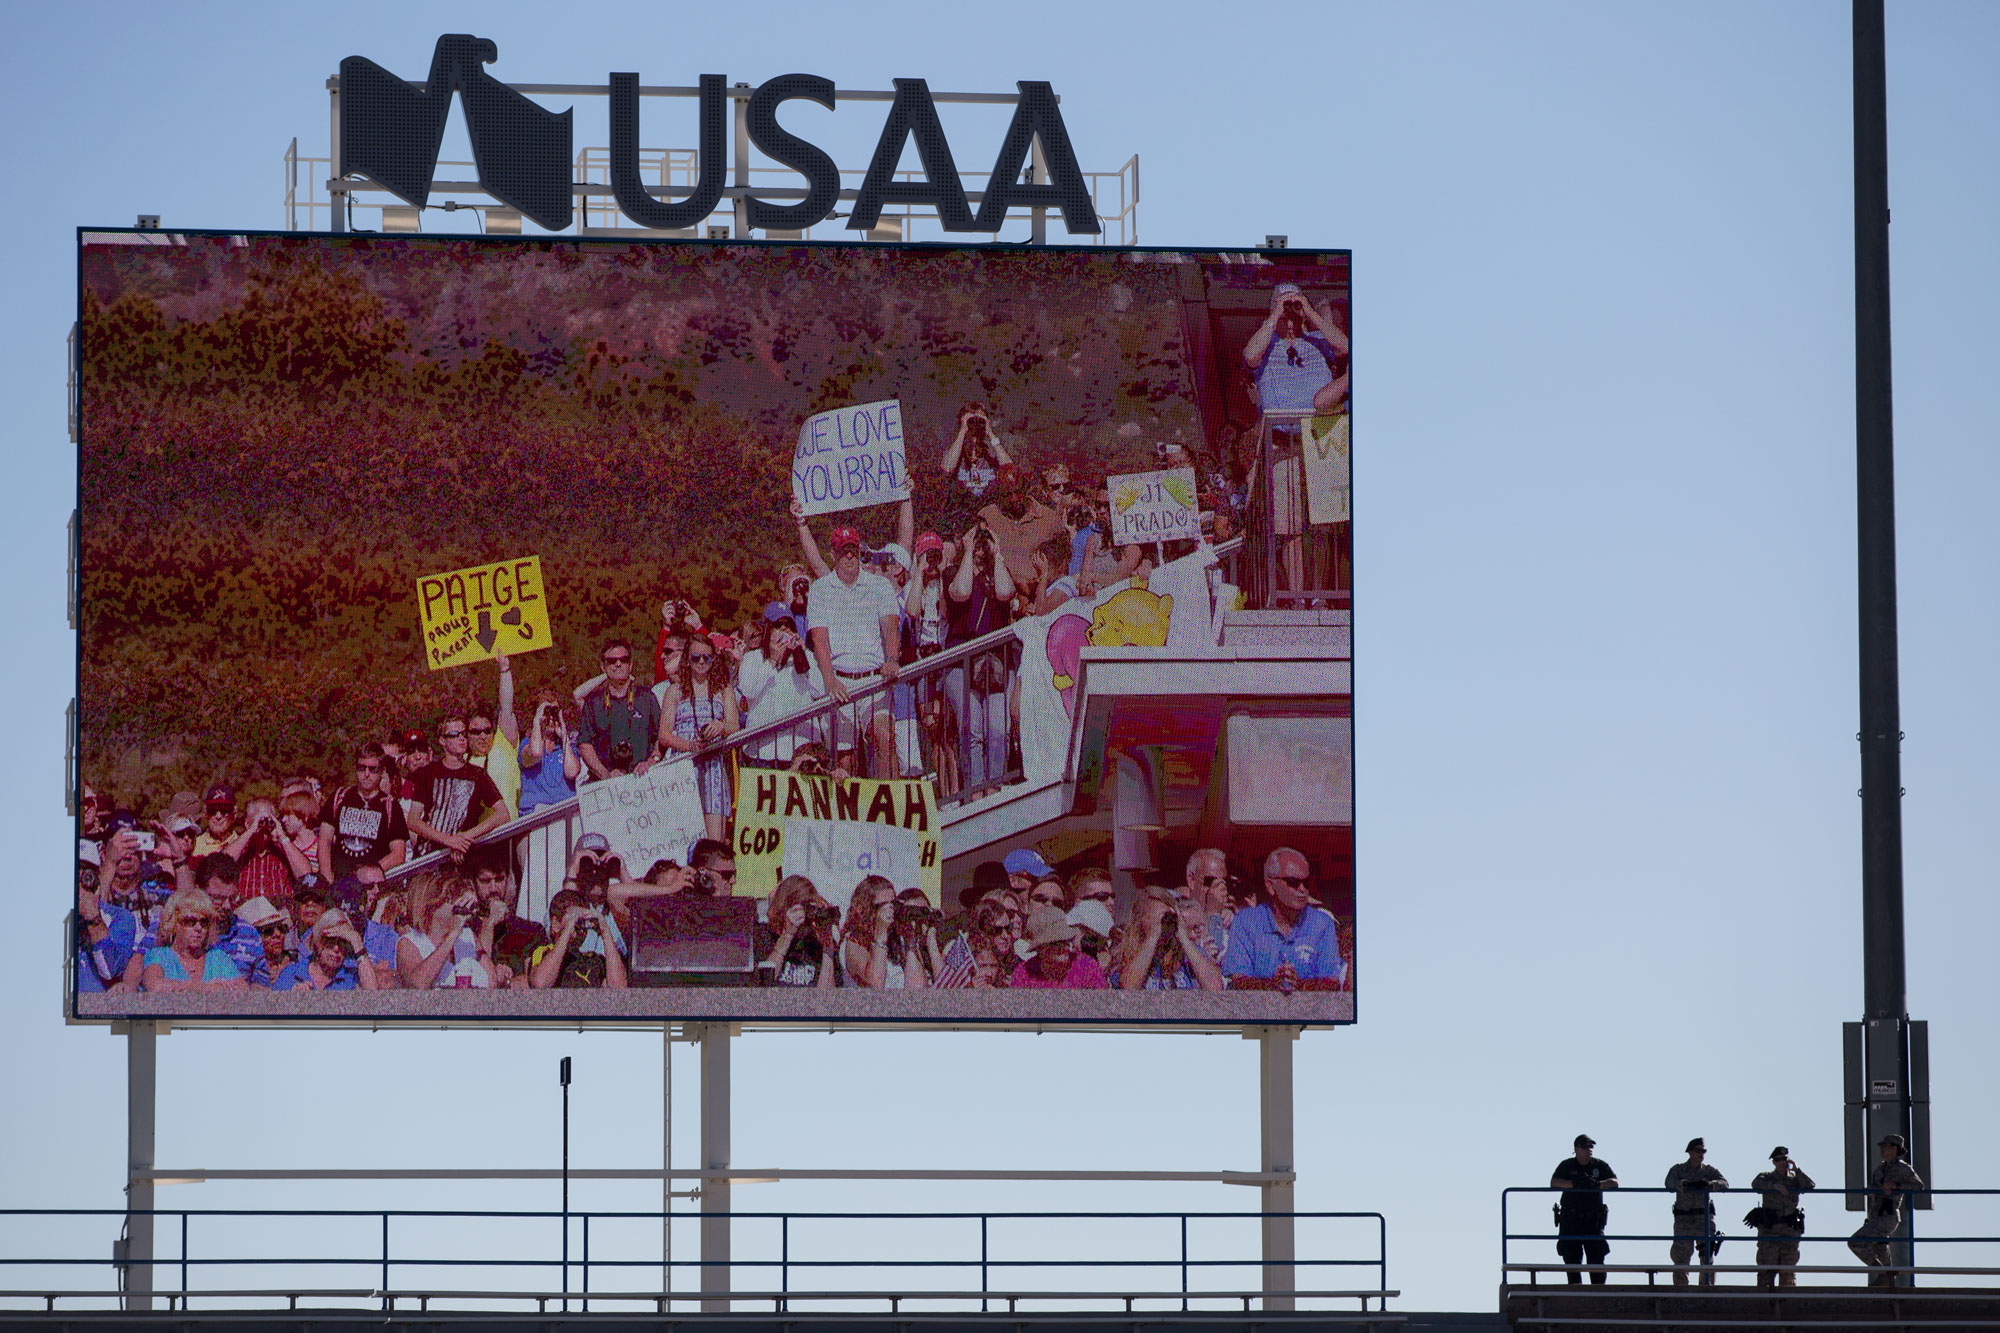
[1158,908,1178,933]
[610,740,636,772]
[259,816,277,834]
[806,903,840,930]
[893,899,939,927]
[575,855,618,893]
[692,866,729,897]
[130,830,157,853]
[789,577,810,602]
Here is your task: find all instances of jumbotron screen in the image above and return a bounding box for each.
[73,230,1353,1025]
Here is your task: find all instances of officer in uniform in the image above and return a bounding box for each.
[1748,1146,1814,1288]
[1849,1134,1925,1287]
[1664,1137,1729,1286]
[1551,1134,1619,1285]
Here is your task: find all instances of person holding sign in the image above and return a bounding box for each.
[807,526,903,780]
[656,633,740,842]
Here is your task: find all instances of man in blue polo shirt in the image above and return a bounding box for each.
[1221,847,1346,990]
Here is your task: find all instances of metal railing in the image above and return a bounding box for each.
[1243,408,1349,612]
[1503,1186,2000,1289]
[0,1207,1389,1315]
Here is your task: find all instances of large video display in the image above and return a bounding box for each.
[74,230,1353,1024]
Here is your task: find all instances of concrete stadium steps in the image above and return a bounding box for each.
[1503,1285,2000,1333]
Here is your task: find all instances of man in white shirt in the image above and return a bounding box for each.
[807,524,902,778]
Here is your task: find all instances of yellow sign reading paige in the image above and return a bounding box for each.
[416,555,553,670]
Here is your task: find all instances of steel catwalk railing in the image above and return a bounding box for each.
[1502,1186,2000,1288]
[0,1207,1388,1314]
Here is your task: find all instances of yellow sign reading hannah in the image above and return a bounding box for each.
[732,768,941,912]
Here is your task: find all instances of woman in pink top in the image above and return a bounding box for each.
[1008,904,1108,990]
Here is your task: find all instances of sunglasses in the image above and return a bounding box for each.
[603,654,632,665]
[439,730,466,740]
[1269,874,1310,888]
[257,923,288,937]
[467,725,494,736]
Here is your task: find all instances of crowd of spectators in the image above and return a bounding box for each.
[76,391,1349,1001]
[76,776,1350,995]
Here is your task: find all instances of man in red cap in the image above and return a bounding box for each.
[806,523,903,778]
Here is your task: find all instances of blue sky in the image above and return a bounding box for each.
[3,0,1996,1313]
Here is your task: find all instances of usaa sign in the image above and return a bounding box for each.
[339,35,1101,237]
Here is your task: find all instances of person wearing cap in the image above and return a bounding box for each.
[271,908,377,992]
[1748,1147,1815,1287]
[319,741,410,880]
[1551,1135,1619,1284]
[236,897,297,988]
[807,521,903,779]
[1065,898,1116,965]
[1664,1138,1729,1285]
[1850,1134,1924,1285]
[766,557,816,640]
[737,612,828,767]
[1008,904,1108,990]
[75,839,139,995]
[1109,885,1224,991]
[191,782,239,858]
[940,401,1015,508]
[1003,848,1054,897]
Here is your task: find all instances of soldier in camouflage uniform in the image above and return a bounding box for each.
[1664,1137,1729,1286]
[1748,1146,1814,1288]
[1849,1134,1925,1287]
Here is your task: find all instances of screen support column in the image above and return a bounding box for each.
[1258,1025,1297,1310]
[699,1023,731,1311]
[123,1021,157,1311]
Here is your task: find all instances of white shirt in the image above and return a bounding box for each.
[806,569,900,674]
[738,651,827,761]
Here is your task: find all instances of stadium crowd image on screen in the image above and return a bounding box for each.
[73,230,1352,1025]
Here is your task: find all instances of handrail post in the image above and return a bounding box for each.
[583,1213,591,1311]
[1181,1214,1189,1311]
[380,1213,389,1312]
[781,1214,789,1308]
[699,1022,732,1312]
[981,1215,989,1312]
[123,1021,157,1312]
[180,1211,188,1298]
[1259,1026,1297,1311]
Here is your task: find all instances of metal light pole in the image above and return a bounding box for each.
[560,1056,572,1310]
[1843,0,1929,1282]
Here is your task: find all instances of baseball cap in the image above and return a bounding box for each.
[105,809,141,836]
[400,729,426,750]
[1879,1134,1906,1149]
[1770,1146,1789,1160]
[1003,848,1055,879]
[204,782,235,809]
[1574,1134,1596,1149]
[875,543,912,572]
[1066,900,1114,939]
[166,814,199,836]
[575,832,612,855]
[830,525,864,551]
[1686,1137,1706,1153]
[1273,281,1302,297]
[328,876,369,919]
[912,532,944,560]
[78,838,101,869]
